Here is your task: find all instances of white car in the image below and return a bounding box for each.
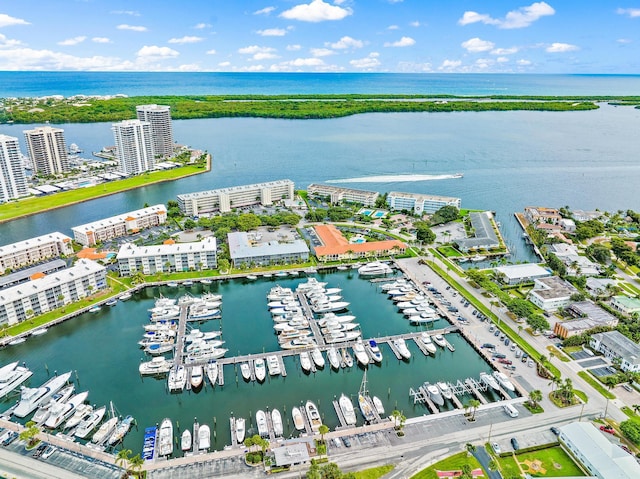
[492,442,502,454]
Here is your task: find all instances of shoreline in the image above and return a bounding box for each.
[0,154,211,225]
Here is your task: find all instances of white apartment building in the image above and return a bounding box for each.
[527,276,578,311]
[111,119,155,175]
[136,104,174,158]
[590,331,640,372]
[0,232,74,274]
[71,204,167,246]
[177,179,295,216]
[0,134,28,203]
[23,126,69,175]
[228,232,309,268]
[307,184,379,207]
[386,191,461,215]
[0,259,107,326]
[117,237,217,276]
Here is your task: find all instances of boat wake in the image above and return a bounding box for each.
[326,173,462,183]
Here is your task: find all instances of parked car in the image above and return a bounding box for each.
[492,442,502,454]
[494,330,501,337]
[510,344,517,352]
[41,445,57,460]
[493,353,507,359]
[489,325,495,332]
[1,431,17,446]
[600,425,615,434]
[482,343,496,349]
[504,338,510,346]
[550,426,560,436]
[505,365,517,371]
[521,353,529,363]
[511,438,520,450]
[498,359,513,365]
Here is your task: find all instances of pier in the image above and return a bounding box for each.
[410,386,440,414]
[297,291,326,347]
[332,399,350,429]
[465,378,489,405]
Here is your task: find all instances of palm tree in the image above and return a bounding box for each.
[128,453,144,475]
[318,424,329,445]
[116,448,132,471]
[19,421,40,448]
[390,409,406,431]
[468,399,481,421]
[529,389,543,408]
[549,376,562,392]
[632,404,640,415]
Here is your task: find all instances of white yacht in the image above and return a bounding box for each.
[168,366,187,392]
[92,415,118,444]
[45,391,89,429]
[358,262,393,276]
[327,347,341,370]
[373,396,385,415]
[299,351,312,373]
[291,407,305,431]
[358,394,375,422]
[353,340,370,366]
[240,363,251,381]
[281,338,317,349]
[272,409,283,437]
[235,417,246,443]
[437,381,453,400]
[158,418,174,456]
[339,394,357,426]
[342,348,354,368]
[305,401,322,432]
[425,382,444,407]
[14,371,72,418]
[139,357,173,376]
[108,415,134,446]
[32,385,74,425]
[64,404,93,430]
[198,424,210,451]
[493,371,515,392]
[190,366,204,389]
[480,372,500,391]
[181,429,192,452]
[419,333,438,355]
[256,410,269,437]
[311,301,350,313]
[118,292,132,301]
[324,330,361,344]
[206,361,218,387]
[393,338,412,360]
[311,348,325,369]
[0,364,33,399]
[432,334,447,348]
[74,405,107,438]
[266,355,281,376]
[367,340,383,363]
[254,358,266,382]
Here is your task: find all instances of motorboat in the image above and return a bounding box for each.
[480,372,500,391]
[311,301,350,313]
[168,366,187,392]
[8,337,26,346]
[379,279,409,292]
[206,361,218,386]
[166,281,178,288]
[240,363,251,381]
[311,348,325,369]
[89,306,101,313]
[33,385,74,425]
[367,340,383,363]
[419,333,438,355]
[342,348,354,368]
[292,407,305,431]
[321,322,359,334]
[144,321,177,332]
[319,313,356,325]
[235,417,246,443]
[254,358,266,382]
[353,340,370,366]
[305,401,322,432]
[184,329,222,343]
[246,275,258,281]
[145,342,175,355]
[200,278,213,285]
[14,371,72,418]
[118,292,133,301]
[432,334,447,348]
[64,404,93,430]
[437,381,453,400]
[105,299,118,307]
[45,390,89,429]
[393,338,411,360]
[358,262,393,276]
[0,364,33,399]
[256,410,269,437]
[74,405,107,438]
[108,415,134,446]
[409,314,438,325]
[277,329,312,341]
[184,346,228,363]
[266,355,281,376]
[493,371,515,392]
[183,280,194,287]
[296,278,327,292]
[92,415,118,444]
[139,357,173,376]
[373,396,385,415]
[181,429,192,452]
[299,351,312,373]
[324,330,361,343]
[0,361,19,379]
[198,424,210,450]
[190,366,204,389]
[158,418,174,456]
[339,394,357,426]
[31,328,48,336]
[424,382,444,407]
[281,338,317,349]
[327,347,341,370]
[272,409,283,437]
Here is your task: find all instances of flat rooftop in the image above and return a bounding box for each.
[495,263,551,279]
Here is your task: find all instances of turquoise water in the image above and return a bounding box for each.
[372,211,387,219]
[351,238,366,244]
[0,271,502,455]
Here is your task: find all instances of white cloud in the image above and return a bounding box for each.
[384,36,415,47]
[137,45,179,60]
[546,42,578,53]
[92,37,112,44]
[438,59,462,71]
[617,38,632,44]
[458,2,555,29]
[257,28,287,36]
[396,61,432,72]
[237,64,265,72]
[350,52,380,69]
[110,10,139,16]
[194,23,211,29]
[254,6,276,15]
[490,47,518,55]
[496,56,509,63]
[168,36,204,44]
[253,52,279,60]
[287,44,302,51]
[218,61,231,67]
[461,37,495,53]
[517,59,532,65]
[58,36,87,46]
[616,8,640,18]
[0,33,22,47]
[117,24,147,32]
[310,48,335,57]
[281,0,352,22]
[283,57,325,67]
[410,21,421,27]
[475,58,494,69]
[0,47,131,71]
[206,49,217,55]
[388,0,404,3]
[238,45,276,55]
[0,13,30,27]
[387,25,399,30]
[328,36,363,49]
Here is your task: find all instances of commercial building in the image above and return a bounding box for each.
[177,179,295,216]
[494,263,551,285]
[386,191,461,215]
[71,204,167,246]
[554,301,618,339]
[23,126,69,175]
[117,237,217,276]
[136,104,174,158]
[559,422,640,479]
[311,224,406,262]
[454,211,501,252]
[527,276,578,311]
[0,232,74,274]
[590,331,640,372]
[0,259,107,326]
[0,134,28,202]
[610,295,640,316]
[307,184,379,207]
[228,231,309,268]
[111,119,155,175]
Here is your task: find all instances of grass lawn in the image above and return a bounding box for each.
[547,345,570,362]
[513,446,585,477]
[496,454,522,478]
[353,464,395,479]
[410,452,482,479]
[437,245,463,257]
[562,345,583,355]
[577,371,616,399]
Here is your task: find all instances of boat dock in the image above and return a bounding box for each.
[296,292,326,347]
[173,305,189,367]
[299,406,314,436]
[229,417,238,448]
[332,399,351,430]
[412,337,431,356]
[412,386,440,414]
[410,376,499,412]
[465,378,489,405]
[386,340,403,360]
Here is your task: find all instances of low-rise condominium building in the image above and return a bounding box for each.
[311,224,406,262]
[307,184,379,207]
[454,211,501,252]
[0,232,74,275]
[589,331,640,373]
[228,231,309,268]
[527,276,578,311]
[386,191,461,215]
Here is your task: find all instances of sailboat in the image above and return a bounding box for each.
[358,370,376,422]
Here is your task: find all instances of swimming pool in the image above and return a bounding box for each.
[371,210,387,218]
[350,237,366,244]
[358,208,373,216]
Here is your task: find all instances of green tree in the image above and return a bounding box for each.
[414,221,436,244]
[391,409,406,430]
[318,424,329,444]
[529,389,543,408]
[218,258,230,273]
[183,218,197,230]
[468,399,481,421]
[237,213,262,231]
[116,448,132,472]
[430,205,459,226]
[19,421,40,448]
[621,420,640,445]
[128,453,144,475]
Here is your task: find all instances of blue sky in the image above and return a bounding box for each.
[0,1,638,73]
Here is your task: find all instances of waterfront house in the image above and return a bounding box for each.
[0,232,73,274]
[307,183,379,207]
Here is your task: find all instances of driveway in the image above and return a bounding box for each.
[472,447,503,479]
